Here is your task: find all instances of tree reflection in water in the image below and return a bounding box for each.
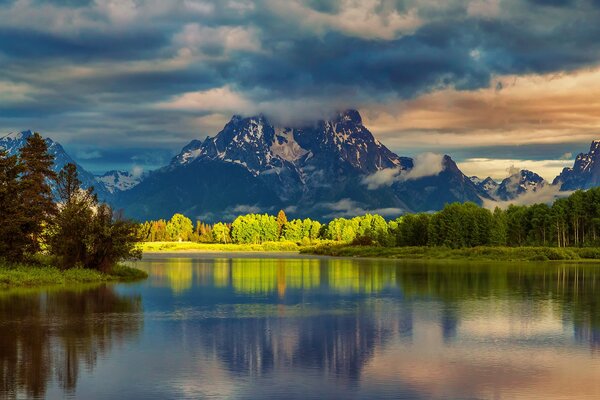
[0,285,142,399]
[152,258,600,385]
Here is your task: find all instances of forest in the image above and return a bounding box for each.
[140,188,600,249]
[0,133,141,276]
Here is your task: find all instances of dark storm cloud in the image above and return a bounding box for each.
[0,28,169,59]
[1,0,600,172]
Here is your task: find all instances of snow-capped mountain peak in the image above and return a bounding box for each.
[553,139,600,190]
[171,110,410,177]
[496,169,545,201]
[0,130,111,199]
[95,170,144,194]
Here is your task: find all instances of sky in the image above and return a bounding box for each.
[1,0,600,179]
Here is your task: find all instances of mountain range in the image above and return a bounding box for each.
[3,112,600,222]
[0,130,111,200]
[114,110,488,221]
[470,169,546,201]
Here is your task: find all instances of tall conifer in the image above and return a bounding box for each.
[20,132,57,252]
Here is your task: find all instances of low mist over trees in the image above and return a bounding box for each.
[0,133,140,271]
[141,188,600,249]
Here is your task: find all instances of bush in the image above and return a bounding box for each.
[351,235,376,246]
[578,248,600,259]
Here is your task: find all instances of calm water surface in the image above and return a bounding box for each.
[2,255,600,399]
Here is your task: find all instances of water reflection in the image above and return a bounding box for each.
[138,257,600,399]
[144,257,600,349]
[0,285,142,399]
[3,258,600,399]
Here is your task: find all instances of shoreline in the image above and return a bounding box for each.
[139,242,600,263]
[141,251,326,260]
[0,264,148,290]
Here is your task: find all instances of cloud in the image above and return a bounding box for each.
[321,198,404,218]
[467,0,501,18]
[560,152,573,160]
[158,86,252,114]
[3,0,600,173]
[76,149,102,159]
[483,184,572,209]
[458,158,572,180]
[362,152,444,189]
[131,165,145,178]
[362,167,403,190]
[231,204,262,214]
[363,67,600,151]
[267,0,423,40]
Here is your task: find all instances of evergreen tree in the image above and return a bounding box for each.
[0,151,27,261]
[84,205,141,273]
[47,164,141,271]
[47,163,96,268]
[490,207,508,246]
[20,132,57,252]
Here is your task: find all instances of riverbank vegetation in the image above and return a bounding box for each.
[140,188,600,260]
[302,244,600,261]
[140,241,303,252]
[0,133,143,287]
[0,260,147,288]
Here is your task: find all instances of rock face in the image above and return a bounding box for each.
[470,176,499,197]
[96,170,144,194]
[496,169,545,201]
[471,170,546,201]
[0,130,111,200]
[554,140,600,190]
[116,110,489,221]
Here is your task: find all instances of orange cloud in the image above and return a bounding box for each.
[363,67,600,149]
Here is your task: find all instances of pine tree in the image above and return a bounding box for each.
[47,163,96,268]
[48,164,141,271]
[20,132,57,253]
[0,151,27,261]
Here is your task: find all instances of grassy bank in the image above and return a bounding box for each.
[139,241,304,253]
[0,262,148,289]
[302,244,600,262]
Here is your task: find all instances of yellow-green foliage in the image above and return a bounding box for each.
[0,262,147,288]
[302,244,600,262]
[138,240,303,252]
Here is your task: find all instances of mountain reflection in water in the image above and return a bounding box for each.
[2,257,600,399]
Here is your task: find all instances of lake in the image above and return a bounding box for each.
[2,254,600,399]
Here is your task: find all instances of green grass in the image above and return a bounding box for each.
[0,262,148,289]
[301,244,600,262]
[139,241,304,252]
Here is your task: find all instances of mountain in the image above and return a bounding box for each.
[470,176,499,197]
[496,169,545,201]
[554,140,600,190]
[0,130,111,200]
[471,170,545,201]
[96,170,144,194]
[116,110,489,221]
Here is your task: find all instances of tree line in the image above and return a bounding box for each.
[141,188,600,249]
[0,133,140,272]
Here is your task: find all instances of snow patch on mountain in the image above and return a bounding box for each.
[96,170,144,193]
[495,168,545,201]
[554,140,600,190]
[1,130,110,199]
[270,128,308,162]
